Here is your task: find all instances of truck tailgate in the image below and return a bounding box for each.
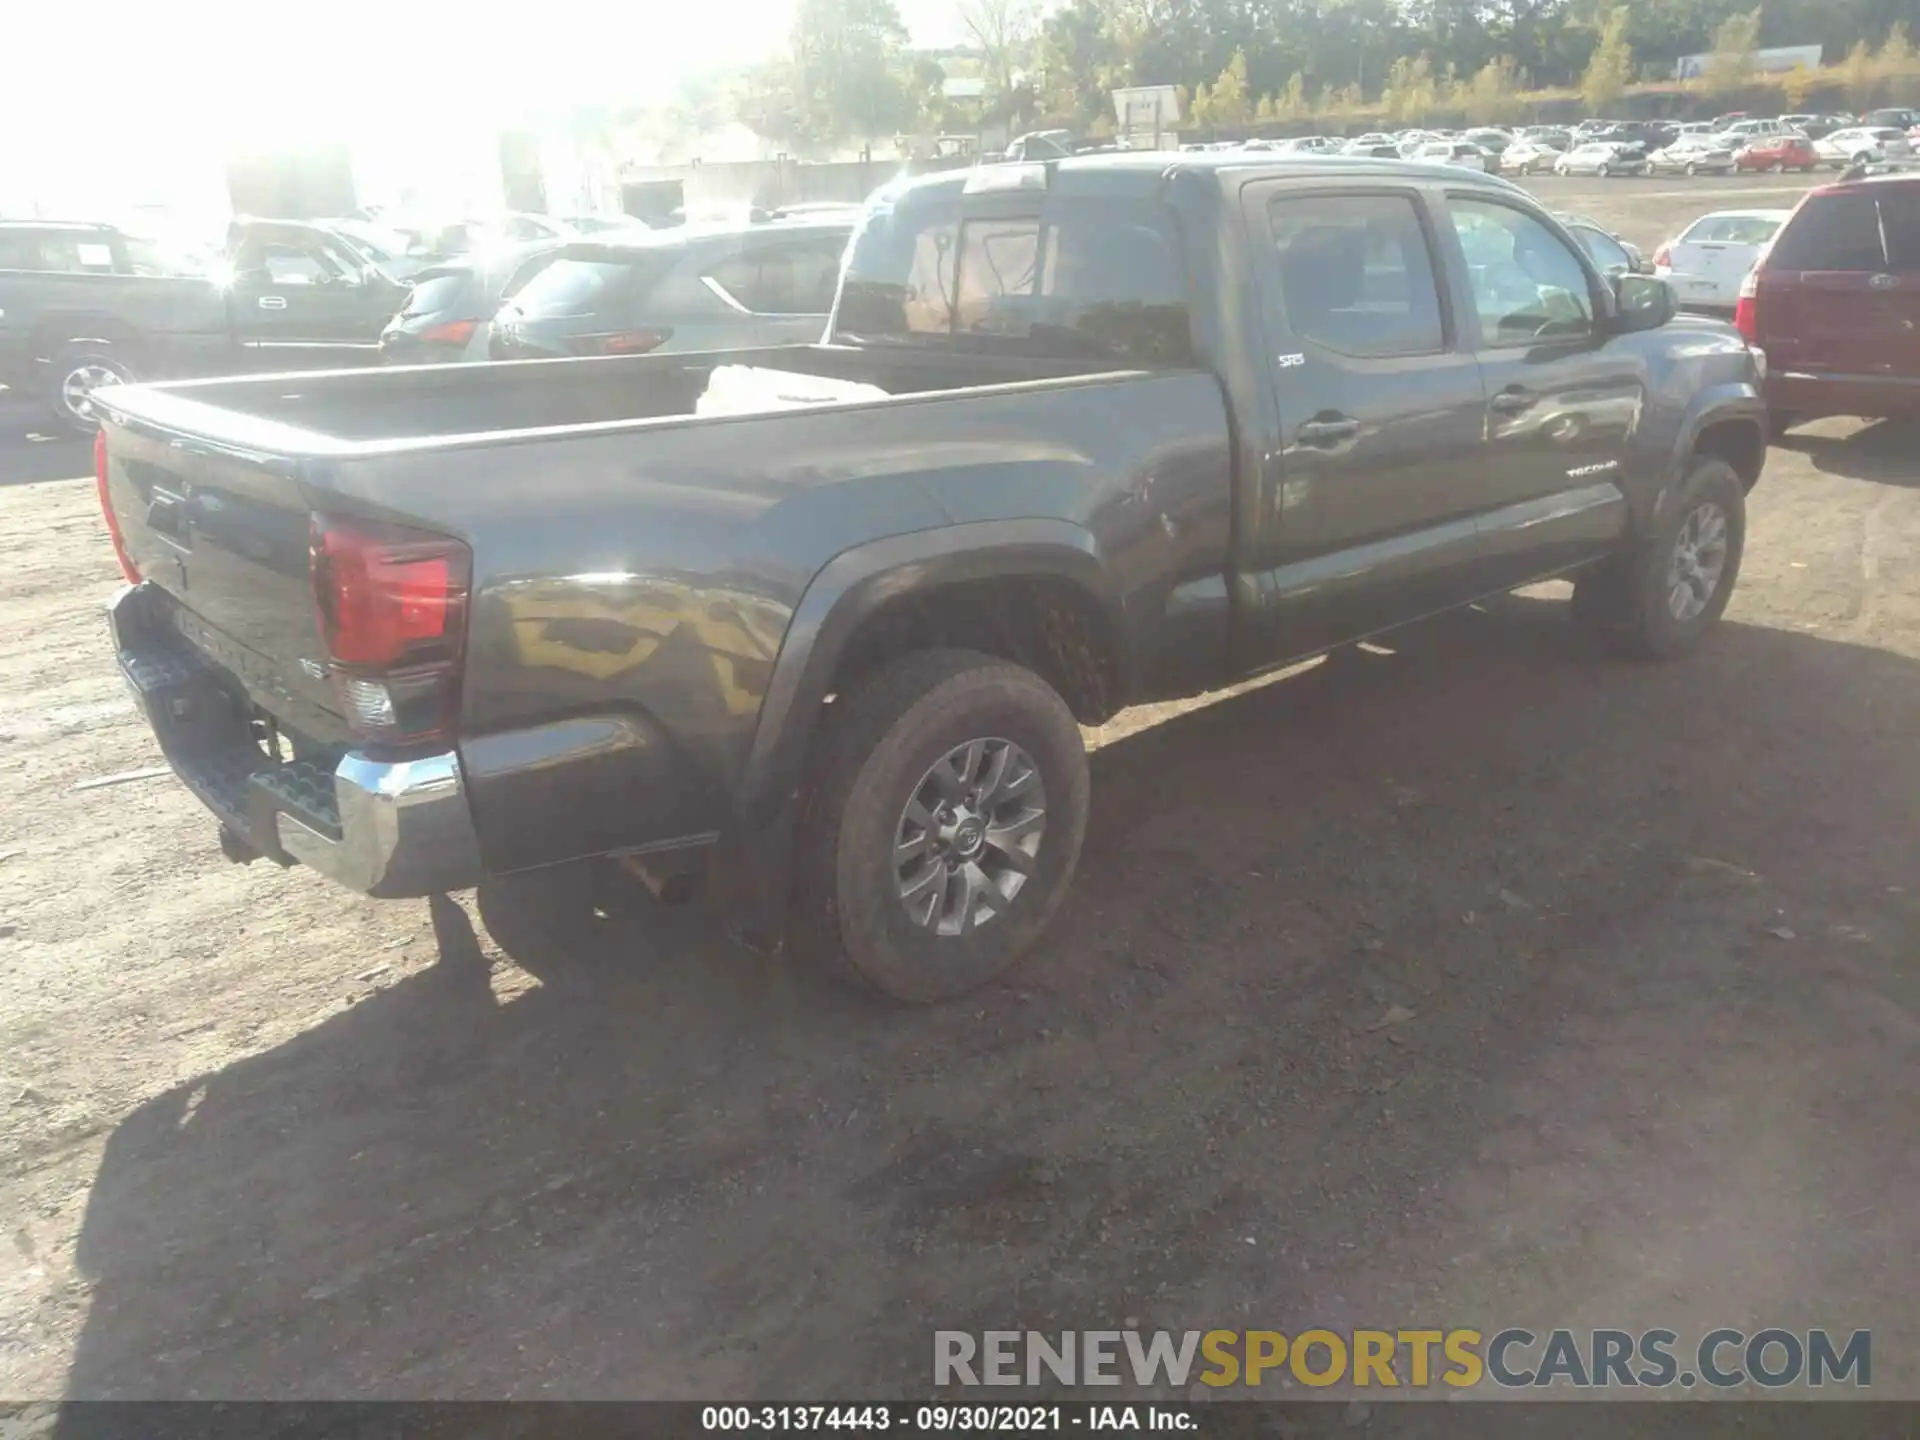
[99,415,347,745]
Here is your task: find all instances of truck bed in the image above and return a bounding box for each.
[96,345,1237,880]
[112,343,1127,447]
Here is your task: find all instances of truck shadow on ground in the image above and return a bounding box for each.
[58,593,1920,1405]
[1776,416,1920,487]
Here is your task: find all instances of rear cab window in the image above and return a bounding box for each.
[834,189,1194,364]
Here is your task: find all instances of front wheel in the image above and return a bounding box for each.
[792,649,1090,1003]
[1685,161,1699,176]
[1571,457,1746,660]
[1596,162,1611,177]
[48,348,131,434]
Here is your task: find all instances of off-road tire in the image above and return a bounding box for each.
[791,649,1090,1003]
[1572,456,1746,660]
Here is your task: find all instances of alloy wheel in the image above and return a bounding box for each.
[893,737,1046,937]
[1666,502,1729,622]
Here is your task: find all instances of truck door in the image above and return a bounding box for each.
[1240,182,1493,660]
[228,229,389,370]
[1437,193,1640,586]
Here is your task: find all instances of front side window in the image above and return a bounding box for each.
[1448,198,1594,345]
[1267,193,1446,358]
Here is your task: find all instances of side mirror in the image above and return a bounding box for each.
[1611,273,1676,332]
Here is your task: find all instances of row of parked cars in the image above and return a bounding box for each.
[0,206,862,429]
[1194,108,1920,182]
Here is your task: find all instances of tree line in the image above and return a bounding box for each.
[725,0,1919,151]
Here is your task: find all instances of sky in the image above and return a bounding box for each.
[0,0,969,221]
[4,0,966,143]
[0,1,967,224]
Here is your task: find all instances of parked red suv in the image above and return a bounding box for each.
[1734,134,1819,172]
[1736,173,1920,434]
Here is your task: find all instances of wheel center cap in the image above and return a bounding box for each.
[952,818,984,857]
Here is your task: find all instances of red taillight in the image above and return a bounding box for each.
[567,328,670,356]
[309,516,470,742]
[1652,242,1672,269]
[1733,268,1761,342]
[95,430,138,584]
[310,517,468,668]
[419,319,477,346]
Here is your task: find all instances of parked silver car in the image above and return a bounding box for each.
[1647,137,1739,176]
[1554,142,1648,177]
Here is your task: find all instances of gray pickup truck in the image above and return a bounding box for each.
[95,155,1768,1002]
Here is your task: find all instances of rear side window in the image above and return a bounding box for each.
[836,195,1192,363]
[402,271,471,316]
[704,234,849,315]
[1767,193,1887,271]
[1681,215,1784,245]
[0,234,42,269]
[1267,193,1445,357]
[1881,189,1920,268]
[1,235,118,273]
[509,253,664,316]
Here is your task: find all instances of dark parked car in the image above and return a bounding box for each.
[0,217,406,429]
[1737,171,1920,434]
[93,154,1766,1003]
[488,216,853,360]
[379,242,561,364]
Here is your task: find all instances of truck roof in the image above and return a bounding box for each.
[0,219,118,233]
[883,152,1526,204]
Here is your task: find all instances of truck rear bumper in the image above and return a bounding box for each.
[110,584,484,898]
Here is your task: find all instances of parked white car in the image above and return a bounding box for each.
[1501,139,1563,175]
[1554,142,1646,177]
[1814,127,1915,168]
[1416,140,1492,171]
[1652,209,1793,311]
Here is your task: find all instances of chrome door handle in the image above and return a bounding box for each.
[1296,417,1361,446]
[1489,388,1536,415]
[1868,273,1898,290]
[257,295,288,310]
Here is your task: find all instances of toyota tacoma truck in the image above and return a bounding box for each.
[1,217,408,432]
[94,156,1769,1002]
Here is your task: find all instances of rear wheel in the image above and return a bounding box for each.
[1685,161,1699,176]
[792,649,1090,1003]
[1597,162,1612,177]
[48,348,131,434]
[1572,457,1745,660]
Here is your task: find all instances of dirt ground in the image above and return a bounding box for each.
[2,173,1918,1404]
